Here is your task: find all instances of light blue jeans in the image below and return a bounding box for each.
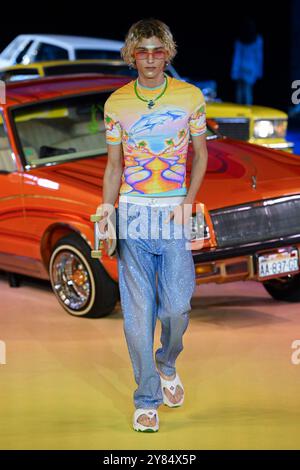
[116,201,196,410]
[235,79,254,105]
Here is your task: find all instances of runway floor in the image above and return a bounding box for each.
[0,270,300,450]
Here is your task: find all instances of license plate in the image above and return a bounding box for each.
[257,248,299,279]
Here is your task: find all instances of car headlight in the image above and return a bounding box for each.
[274,119,288,138]
[254,119,287,139]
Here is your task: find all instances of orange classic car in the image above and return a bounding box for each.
[1,74,300,318]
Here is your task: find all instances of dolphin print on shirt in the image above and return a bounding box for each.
[129,108,186,136]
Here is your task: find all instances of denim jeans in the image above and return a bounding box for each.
[116,201,196,410]
[235,79,253,105]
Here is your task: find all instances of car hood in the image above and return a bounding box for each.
[186,137,300,210]
[207,102,287,120]
[27,138,300,212]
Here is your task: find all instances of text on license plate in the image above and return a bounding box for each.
[258,248,299,278]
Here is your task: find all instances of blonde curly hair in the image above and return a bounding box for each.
[121,18,177,68]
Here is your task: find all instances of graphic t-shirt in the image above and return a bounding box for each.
[104,75,206,197]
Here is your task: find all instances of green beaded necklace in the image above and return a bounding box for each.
[134,73,168,109]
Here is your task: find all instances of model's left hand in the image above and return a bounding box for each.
[164,202,193,225]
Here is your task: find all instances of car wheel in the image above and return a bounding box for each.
[49,233,119,317]
[262,273,300,302]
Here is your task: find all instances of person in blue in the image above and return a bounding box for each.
[231,17,263,105]
[96,18,208,432]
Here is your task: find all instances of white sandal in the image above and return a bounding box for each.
[159,372,185,408]
[133,408,159,432]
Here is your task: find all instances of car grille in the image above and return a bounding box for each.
[215,118,250,140]
[210,196,300,248]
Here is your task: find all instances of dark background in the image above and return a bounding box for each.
[0,0,297,112]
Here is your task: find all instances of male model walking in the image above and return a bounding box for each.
[97,18,208,432]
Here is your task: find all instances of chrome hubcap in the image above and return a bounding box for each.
[51,250,91,310]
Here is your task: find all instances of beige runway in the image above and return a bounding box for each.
[0,270,300,450]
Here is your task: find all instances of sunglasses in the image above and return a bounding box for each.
[134,49,167,60]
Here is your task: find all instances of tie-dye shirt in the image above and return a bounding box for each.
[104,75,206,197]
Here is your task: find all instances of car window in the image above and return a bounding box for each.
[34,43,69,62]
[0,68,39,82]
[12,92,112,167]
[44,63,138,78]
[0,112,16,172]
[15,40,34,64]
[75,49,122,60]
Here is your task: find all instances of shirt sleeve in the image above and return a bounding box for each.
[189,87,207,137]
[104,97,122,145]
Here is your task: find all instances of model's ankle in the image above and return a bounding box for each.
[159,370,176,381]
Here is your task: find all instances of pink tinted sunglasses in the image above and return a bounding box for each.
[134,49,167,60]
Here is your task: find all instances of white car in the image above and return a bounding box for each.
[0,34,124,68]
[0,34,217,97]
